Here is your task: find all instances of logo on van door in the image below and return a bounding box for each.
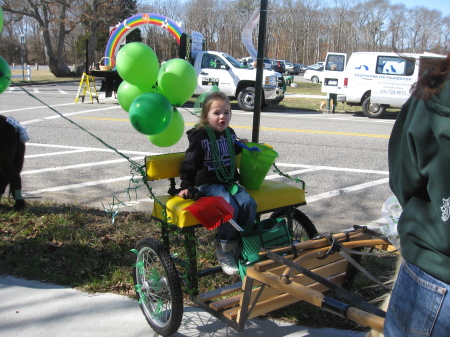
[355,65,369,70]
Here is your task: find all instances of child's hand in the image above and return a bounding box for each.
[239,138,249,144]
[178,189,189,198]
[178,187,205,200]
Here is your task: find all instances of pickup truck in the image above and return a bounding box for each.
[190,51,285,111]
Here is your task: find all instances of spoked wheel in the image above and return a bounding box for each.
[270,208,318,243]
[133,237,183,337]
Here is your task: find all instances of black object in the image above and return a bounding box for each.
[89,70,123,98]
[167,186,205,201]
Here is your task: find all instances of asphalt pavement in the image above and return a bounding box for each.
[0,275,367,337]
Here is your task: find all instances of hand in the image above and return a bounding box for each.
[178,186,205,201]
[239,138,249,144]
[178,189,189,198]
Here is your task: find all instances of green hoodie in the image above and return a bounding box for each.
[388,75,450,284]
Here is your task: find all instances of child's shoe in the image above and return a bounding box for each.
[215,238,239,275]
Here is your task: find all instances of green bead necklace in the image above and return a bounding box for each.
[205,126,238,195]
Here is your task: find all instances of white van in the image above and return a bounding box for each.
[321,52,445,118]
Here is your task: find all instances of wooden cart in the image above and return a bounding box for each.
[131,152,394,336]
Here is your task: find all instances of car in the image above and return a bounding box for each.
[283,61,301,75]
[263,58,272,69]
[296,63,307,74]
[307,64,323,70]
[239,57,272,70]
[239,57,254,67]
[304,66,324,83]
[271,59,286,74]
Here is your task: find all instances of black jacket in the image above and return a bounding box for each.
[180,127,242,189]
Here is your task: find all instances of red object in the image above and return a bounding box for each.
[183,196,234,230]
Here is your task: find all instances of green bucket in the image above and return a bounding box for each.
[239,142,279,190]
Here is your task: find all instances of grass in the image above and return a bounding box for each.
[10,68,79,85]
[0,198,398,332]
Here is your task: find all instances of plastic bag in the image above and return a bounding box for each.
[380,196,402,251]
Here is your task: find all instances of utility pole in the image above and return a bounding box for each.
[252,0,268,143]
[20,34,25,81]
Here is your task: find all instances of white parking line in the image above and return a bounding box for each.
[21,156,145,175]
[26,143,156,156]
[273,163,389,175]
[26,176,133,195]
[306,178,390,203]
[26,149,94,158]
[21,106,121,125]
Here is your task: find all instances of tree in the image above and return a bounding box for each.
[1,0,81,76]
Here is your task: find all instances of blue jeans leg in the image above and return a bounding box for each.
[384,260,450,337]
[197,184,256,241]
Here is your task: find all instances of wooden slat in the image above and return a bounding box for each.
[197,282,242,302]
[233,274,346,323]
[263,231,373,256]
[254,232,373,272]
[209,293,241,311]
[242,270,384,330]
[290,259,349,286]
[261,253,344,276]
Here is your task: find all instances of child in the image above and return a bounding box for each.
[178,91,257,275]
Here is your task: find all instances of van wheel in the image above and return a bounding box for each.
[237,87,256,111]
[362,96,386,118]
[311,76,320,83]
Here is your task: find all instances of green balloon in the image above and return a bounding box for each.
[0,56,11,94]
[193,85,221,115]
[116,42,159,87]
[147,108,185,147]
[129,92,173,135]
[158,59,197,106]
[117,81,155,112]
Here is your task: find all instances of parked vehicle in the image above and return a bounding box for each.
[239,57,254,67]
[284,61,301,75]
[294,63,305,74]
[307,64,323,70]
[321,51,445,118]
[191,51,285,111]
[271,60,286,74]
[304,66,324,83]
[262,58,272,69]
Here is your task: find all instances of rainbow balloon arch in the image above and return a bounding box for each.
[104,13,184,66]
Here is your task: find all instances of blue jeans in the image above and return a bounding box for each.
[384,260,450,336]
[197,183,256,241]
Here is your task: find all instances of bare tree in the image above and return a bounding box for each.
[1,0,81,76]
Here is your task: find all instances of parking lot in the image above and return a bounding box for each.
[1,82,395,233]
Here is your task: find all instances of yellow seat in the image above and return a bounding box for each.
[146,153,306,228]
[151,180,306,228]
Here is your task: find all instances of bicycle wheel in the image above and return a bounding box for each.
[133,237,183,337]
[270,208,318,243]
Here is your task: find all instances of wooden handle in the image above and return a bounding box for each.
[246,268,385,331]
[346,307,384,332]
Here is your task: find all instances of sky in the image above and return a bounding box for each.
[390,0,450,16]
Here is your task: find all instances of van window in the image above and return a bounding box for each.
[325,55,345,71]
[376,56,415,76]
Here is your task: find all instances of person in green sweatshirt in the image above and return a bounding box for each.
[385,53,450,336]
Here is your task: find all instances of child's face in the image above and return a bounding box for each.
[203,99,231,132]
